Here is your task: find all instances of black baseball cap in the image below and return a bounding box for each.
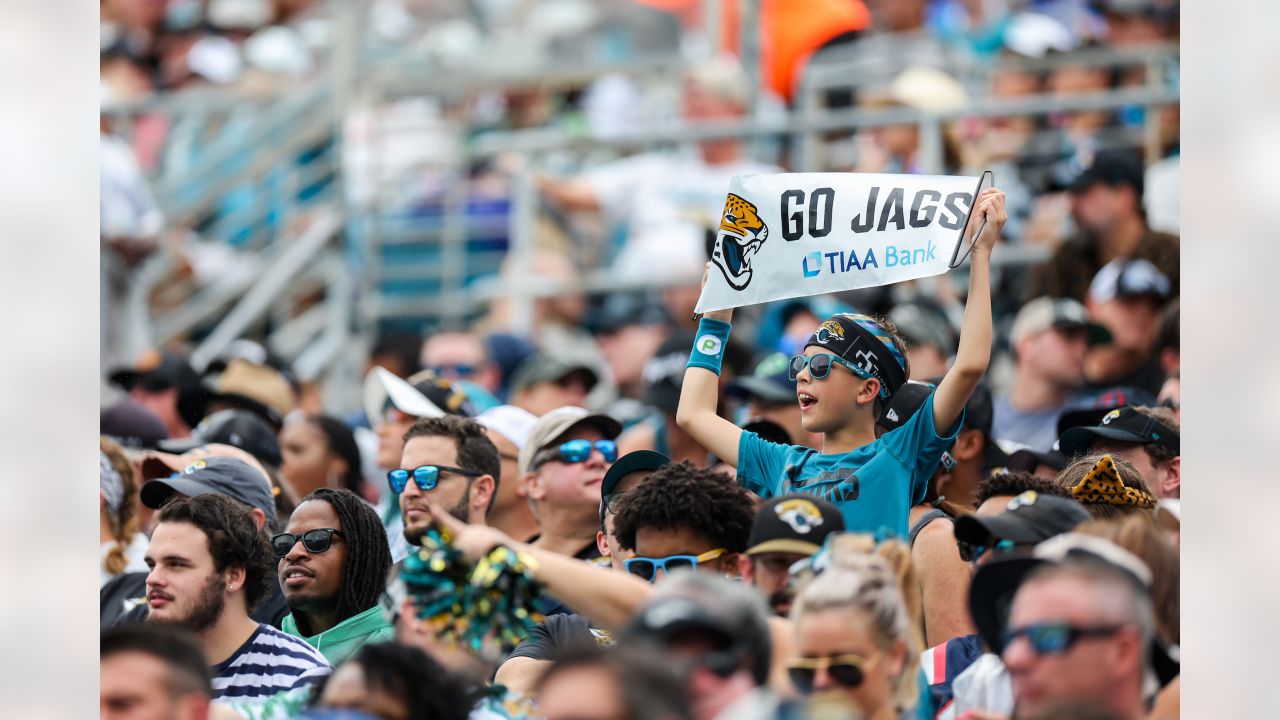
[1004,449,1069,475]
[158,409,283,467]
[510,353,600,395]
[107,348,203,394]
[954,491,1091,547]
[601,450,670,499]
[1088,258,1173,305]
[747,494,845,556]
[641,335,692,416]
[101,399,168,450]
[876,380,934,434]
[741,418,793,446]
[1069,149,1144,197]
[1055,386,1158,441]
[140,456,277,526]
[726,353,794,405]
[1011,297,1112,347]
[1058,406,1179,459]
[590,293,670,335]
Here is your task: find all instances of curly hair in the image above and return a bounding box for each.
[975,471,1072,507]
[403,415,501,510]
[101,436,140,576]
[155,494,275,612]
[292,488,391,636]
[613,461,754,553]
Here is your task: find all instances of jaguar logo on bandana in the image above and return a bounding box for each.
[775,498,825,534]
[816,320,845,345]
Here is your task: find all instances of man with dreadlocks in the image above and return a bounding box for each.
[278,488,394,665]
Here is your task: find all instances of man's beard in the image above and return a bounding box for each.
[403,484,473,546]
[151,572,227,634]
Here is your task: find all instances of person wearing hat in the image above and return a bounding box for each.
[1084,257,1175,394]
[144,493,332,720]
[678,188,1007,540]
[992,296,1112,452]
[961,534,1157,720]
[876,379,1011,647]
[199,358,297,431]
[101,455,292,631]
[726,353,821,450]
[508,354,600,418]
[476,405,541,542]
[617,336,711,466]
[1028,149,1180,305]
[159,408,284,469]
[919,490,1092,715]
[740,494,844,617]
[1058,405,1179,499]
[596,450,670,571]
[520,407,622,559]
[108,348,206,440]
[420,330,504,397]
[591,293,671,403]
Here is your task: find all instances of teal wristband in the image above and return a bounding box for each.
[688,318,732,375]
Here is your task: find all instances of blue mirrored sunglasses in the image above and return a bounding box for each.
[1003,623,1124,655]
[543,439,618,466]
[387,464,483,494]
[958,537,1016,563]
[624,548,726,582]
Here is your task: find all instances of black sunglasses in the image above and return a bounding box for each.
[271,528,345,558]
[786,653,879,694]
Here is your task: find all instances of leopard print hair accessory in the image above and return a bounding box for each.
[1069,454,1157,509]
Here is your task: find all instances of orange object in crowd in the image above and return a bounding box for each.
[633,0,871,102]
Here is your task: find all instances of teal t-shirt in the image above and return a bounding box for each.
[736,389,961,539]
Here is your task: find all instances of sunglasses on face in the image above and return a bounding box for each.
[957,537,1016,563]
[624,548,727,582]
[429,363,476,378]
[787,353,870,382]
[602,492,627,515]
[786,653,880,694]
[538,439,618,468]
[387,465,484,494]
[1003,623,1124,656]
[271,528,345,558]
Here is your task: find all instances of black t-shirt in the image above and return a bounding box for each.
[100,571,290,629]
[504,613,614,662]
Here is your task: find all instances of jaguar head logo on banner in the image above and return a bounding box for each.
[711,193,770,290]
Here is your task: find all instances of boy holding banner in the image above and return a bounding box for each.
[676,187,1007,539]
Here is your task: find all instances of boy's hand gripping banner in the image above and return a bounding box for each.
[695,171,992,314]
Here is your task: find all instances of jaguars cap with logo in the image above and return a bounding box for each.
[1058,406,1179,459]
[804,314,908,401]
[747,494,846,557]
[954,491,1091,547]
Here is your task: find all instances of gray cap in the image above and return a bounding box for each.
[1011,297,1112,346]
[518,406,622,475]
[509,353,599,394]
[140,456,276,527]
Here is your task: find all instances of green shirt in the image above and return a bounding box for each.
[280,605,395,665]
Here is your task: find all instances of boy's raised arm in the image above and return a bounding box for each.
[934,188,1006,432]
[675,264,745,467]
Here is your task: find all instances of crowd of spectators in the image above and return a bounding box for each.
[101,2,1180,720]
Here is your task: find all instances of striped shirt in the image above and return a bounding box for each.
[212,624,331,704]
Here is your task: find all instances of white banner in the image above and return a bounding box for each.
[695,172,985,313]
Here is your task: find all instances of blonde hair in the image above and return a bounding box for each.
[790,536,922,710]
[100,437,140,576]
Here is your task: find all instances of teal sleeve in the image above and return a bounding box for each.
[735,431,787,498]
[881,390,964,504]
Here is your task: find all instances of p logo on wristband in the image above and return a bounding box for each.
[697,336,723,356]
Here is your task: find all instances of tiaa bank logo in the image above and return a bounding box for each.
[802,251,823,278]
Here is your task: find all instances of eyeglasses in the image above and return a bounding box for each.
[387,465,484,494]
[786,653,880,694]
[1003,623,1125,656]
[957,537,1016,563]
[787,353,870,382]
[271,528,345,558]
[624,548,727,582]
[537,439,618,468]
[602,492,627,515]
